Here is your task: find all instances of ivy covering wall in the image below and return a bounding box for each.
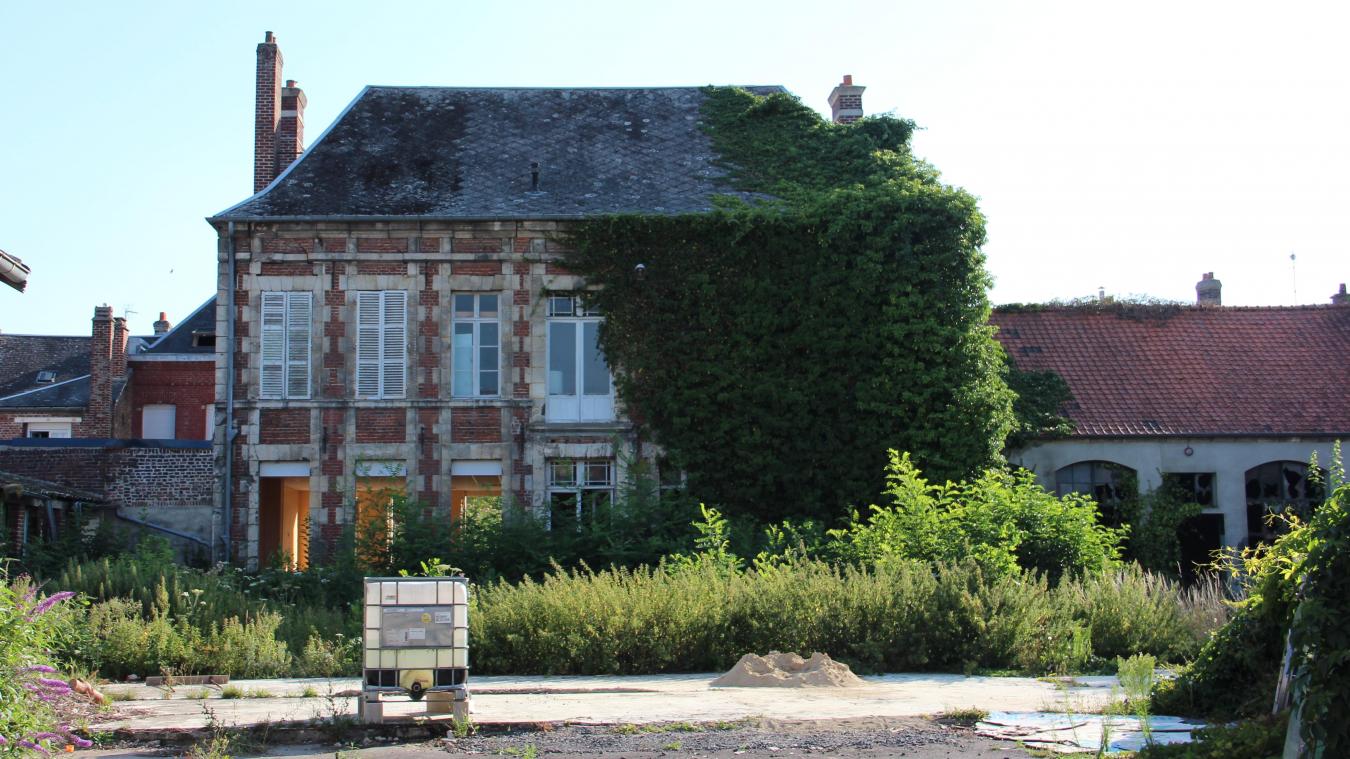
[563,87,1015,523]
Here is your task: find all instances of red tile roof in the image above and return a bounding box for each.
[990,305,1350,438]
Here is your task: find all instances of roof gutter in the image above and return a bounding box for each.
[0,249,31,292]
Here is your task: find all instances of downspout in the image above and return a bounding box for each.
[222,221,238,563]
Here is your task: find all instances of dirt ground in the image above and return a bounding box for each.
[90,717,1036,758]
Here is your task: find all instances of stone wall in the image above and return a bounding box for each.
[0,440,214,509]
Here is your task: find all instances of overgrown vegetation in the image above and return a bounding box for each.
[0,576,91,755]
[1152,445,1347,758]
[563,86,1015,523]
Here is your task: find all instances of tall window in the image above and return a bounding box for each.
[1245,461,1325,546]
[546,295,613,422]
[24,422,71,438]
[260,292,312,399]
[355,291,408,399]
[547,459,614,529]
[452,294,499,397]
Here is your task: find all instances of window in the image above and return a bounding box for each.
[1055,461,1135,526]
[546,295,613,422]
[25,422,71,438]
[35,370,56,384]
[260,292,312,399]
[142,404,177,438]
[192,331,216,349]
[1162,472,1215,507]
[355,291,408,399]
[450,461,503,521]
[1245,461,1325,546]
[547,459,614,529]
[451,294,500,397]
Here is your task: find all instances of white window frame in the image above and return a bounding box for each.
[546,458,614,528]
[141,404,177,439]
[25,422,71,438]
[546,295,613,422]
[451,293,501,398]
[260,292,312,399]
[355,290,408,400]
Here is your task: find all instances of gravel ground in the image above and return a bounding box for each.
[429,717,1035,758]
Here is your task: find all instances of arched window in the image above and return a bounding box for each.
[1055,461,1136,527]
[1245,461,1325,546]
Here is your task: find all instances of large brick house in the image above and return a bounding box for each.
[992,274,1349,571]
[210,33,866,567]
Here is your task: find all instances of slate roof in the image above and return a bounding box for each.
[0,334,89,398]
[135,297,216,356]
[991,305,1350,438]
[214,86,783,221]
[0,469,106,503]
[0,375,126,410]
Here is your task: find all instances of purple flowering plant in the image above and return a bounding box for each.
[1,577,87,756]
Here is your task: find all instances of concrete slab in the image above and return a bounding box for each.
[92,673,1117,734]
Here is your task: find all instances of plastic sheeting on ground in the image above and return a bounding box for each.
[976,710,1205,753]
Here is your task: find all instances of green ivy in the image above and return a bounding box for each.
[1003,361,1075,450]
[563,87,1015,522]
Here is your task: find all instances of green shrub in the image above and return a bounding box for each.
[1134,715,1287,759]
[825,452,1124,580]
[295,631,360,678]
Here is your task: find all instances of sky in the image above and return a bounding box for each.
[2,0,1347,336]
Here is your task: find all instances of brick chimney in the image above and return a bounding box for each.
[828,74,865,124]
[1333,283,1348,306]
[1196,272,1222,307]
[153,311,171,335]
[254,32,306,192]
[112,315,128,380]
[87,305,115,437]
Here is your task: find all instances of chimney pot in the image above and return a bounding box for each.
[1332,283,1349,306]
[842,74,853,86]
[286,79,297,88]
[153,311,172,335]
[1196,272,1222,307]
[264,31,274,43]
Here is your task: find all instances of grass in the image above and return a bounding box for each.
[220,685,245,699]
[937,707,989,725]
[301,685,319,698]
[186,688,211,700]
[662,740,683,750]
[245,686,274,698]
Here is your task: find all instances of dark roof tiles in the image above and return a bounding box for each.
[216,86,782,220]
[991,305,1350,438]
[0,335,90,398]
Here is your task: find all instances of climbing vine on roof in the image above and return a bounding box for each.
[562,86,1015,523]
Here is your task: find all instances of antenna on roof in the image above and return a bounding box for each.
[1289,253,1298,304]
[123,305,138,322]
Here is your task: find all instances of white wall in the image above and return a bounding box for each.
[1010,437,1342,548]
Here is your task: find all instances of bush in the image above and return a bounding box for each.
[825,452,1124,580]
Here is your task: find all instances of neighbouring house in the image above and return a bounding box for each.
[0,303,217,557]
[1,469,107,555]
[208,32,863,567]
[992,274,1350,570]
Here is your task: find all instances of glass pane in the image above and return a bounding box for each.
[550,460,576,486]
[549,322,576,395]
[454,294,475,318]
[584,461,612,486]
[548,296,574,317]
[582,322,610,396]
[479,294,498,317]
[479,370,498,397]
[480,322,498,347]
[452,328,474,396]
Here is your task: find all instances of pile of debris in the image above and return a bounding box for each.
[711,652,864,688]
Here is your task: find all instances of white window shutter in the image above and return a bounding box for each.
[260,293,287,398]
[285,292,312,399]
[356,292,383,398]
[381,291,407,398]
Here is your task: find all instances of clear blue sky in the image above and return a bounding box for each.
[2,1,1347,336]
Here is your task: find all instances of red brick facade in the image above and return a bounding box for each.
[128,360,215,440]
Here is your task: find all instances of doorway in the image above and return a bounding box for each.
[258,476,310,569]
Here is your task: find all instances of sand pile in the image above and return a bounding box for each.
[710,651,865,688]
